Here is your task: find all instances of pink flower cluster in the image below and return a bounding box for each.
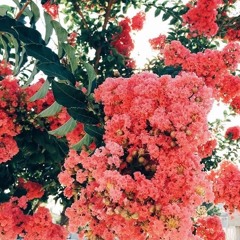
[163,41,240,111]
[209,161,240,213]
[196,216,226,240]
[111,13,145,68]
[111,18,134,58]
[131,12,146,31]
[149,34,167,51]
[0,61,83,162]
[0,75,53,162]
[18,178,45,200]
[61,71,217,239]
[23,207,68,240]
[42,0,59,19]
[225,27,240,42]
[183,0,223,37]
[0,197,67,240]
[0,73,21,163]
[225,126,240,140]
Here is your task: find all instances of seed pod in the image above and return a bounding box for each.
[149,205,155,214]
[138,157,146,164]
[170,131,176,138]
[185,129,192,136]
[170,141,177,147]
[145,165,151,171]
[114,206,122,214]
[131,212,139,220]
[138,148,145,156]
[116,129,124,136]
[132,150,138,157]
[126,155,133,163]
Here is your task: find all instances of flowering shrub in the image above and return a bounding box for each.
[61,71,218,239]
[0,0,239,239]
[209,161,240,213]
[196,216,226,240]
[225,126,240,140]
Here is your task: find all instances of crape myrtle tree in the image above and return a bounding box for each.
[0,0,239,239]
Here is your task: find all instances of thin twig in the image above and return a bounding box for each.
[15,0,31,21]
[71,0,89,30]
[94,0,115,73]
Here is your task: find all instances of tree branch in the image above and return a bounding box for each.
[94,0,115,73]
[15,0,31,21]
[70,0,89,30]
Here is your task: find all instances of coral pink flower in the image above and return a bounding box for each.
[196,216,226,240]
[42,0,59,19]
[225,126,240,140]
[131,12,146,31]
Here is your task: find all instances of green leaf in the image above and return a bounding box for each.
[24,43,60,63]
[155,8,161,17]
[162,12,171,21]
[36,62,76,84]
[62,43,78,73]
[71,133,93,151]
[52,20,68,57]
[38,101,62,117]
[0,5,13,16]
[0,35,9,60]
[13,25,45,45]
[12,0,21,9]
[170,17,178,25]
[44,12,53,44]
[30,1,40,24]
[83,62,96,95]
[67,108,99,124]
[52,81,86,108]
[52,20,68,43]
[48,117,77,136]
[84,124,104,140]
[4,34,20,74]
[30,79,50,101]
[23,60,39,86]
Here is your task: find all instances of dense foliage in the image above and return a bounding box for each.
[0,0,239,239]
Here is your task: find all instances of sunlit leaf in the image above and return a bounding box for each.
[48,117,77,136]
[71,133,93,150]
[30,79,50,101]
[38,101,62,118]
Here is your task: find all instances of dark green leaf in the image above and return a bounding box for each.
[155,8,161,17]
[24,43,60,63]
[67,108,99,124]
[52,81,86,108]
[162,12,171,21]
[48,117,77,136]
[36,62,76,84]
[0,16,18,38]
[84,124,104,140]
[38,101,62,117]
[13,25,45,45]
